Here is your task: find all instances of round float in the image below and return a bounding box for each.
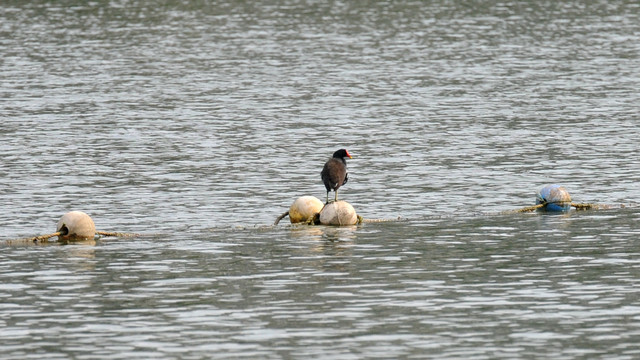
[536,184,572,212]
[56,211,96,240]
[319,201,358,226]
[289,196,324,224]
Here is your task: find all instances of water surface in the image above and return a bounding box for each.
[1,1,640,358]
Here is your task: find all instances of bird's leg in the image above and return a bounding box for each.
[334,189,339,202]
[326,191,330,204]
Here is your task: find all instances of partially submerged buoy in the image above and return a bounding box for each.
[274,197,363,226]
[508,185,610,214]
[319,201,358,226]
[536,184,572,212]
[289,195,325,224]
[56,211,96,241]
[4,212,140,245]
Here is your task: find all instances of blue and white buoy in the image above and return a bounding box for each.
[536,184,572,212]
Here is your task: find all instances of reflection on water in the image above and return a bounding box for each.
[1,0,640,358]
[289,224,360,243]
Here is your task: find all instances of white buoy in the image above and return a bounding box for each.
[289,196,324,224]
[56,211,96,241]
[319,201,358,226]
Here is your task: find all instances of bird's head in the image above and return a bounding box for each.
[333,149,352,159]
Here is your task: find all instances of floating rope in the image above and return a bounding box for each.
[306,213,320,225]
[360,216,404,223]
[277,213,401,226]
[273,211,290,225]
[571,203,609,211]
[505,202,613,214]
[4,230,141,246]
[2,232,62,246]
[503,203,545,214]
[95,231,140,238]
[28,232,62,243]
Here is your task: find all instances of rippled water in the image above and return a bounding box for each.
[1,0,640,358]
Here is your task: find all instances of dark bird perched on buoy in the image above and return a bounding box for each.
[321,149,352,203]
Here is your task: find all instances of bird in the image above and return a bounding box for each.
[321,149,352,203]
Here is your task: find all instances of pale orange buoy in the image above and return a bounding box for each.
[289,196,324,224]
[319,201,358,226]
[56,211,96,241]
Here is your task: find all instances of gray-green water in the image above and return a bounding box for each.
[1,1,640,358]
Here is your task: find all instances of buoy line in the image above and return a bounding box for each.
[274,195,406,226]
[505,202,604,214]
[95,231,141,238]
[6,231,142,244]
[4,182,632,243]
[503,185,618,214]
[274,211,290,226]
[274,196,360,226]
[360,217,404,223]
[3,211,141,246]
